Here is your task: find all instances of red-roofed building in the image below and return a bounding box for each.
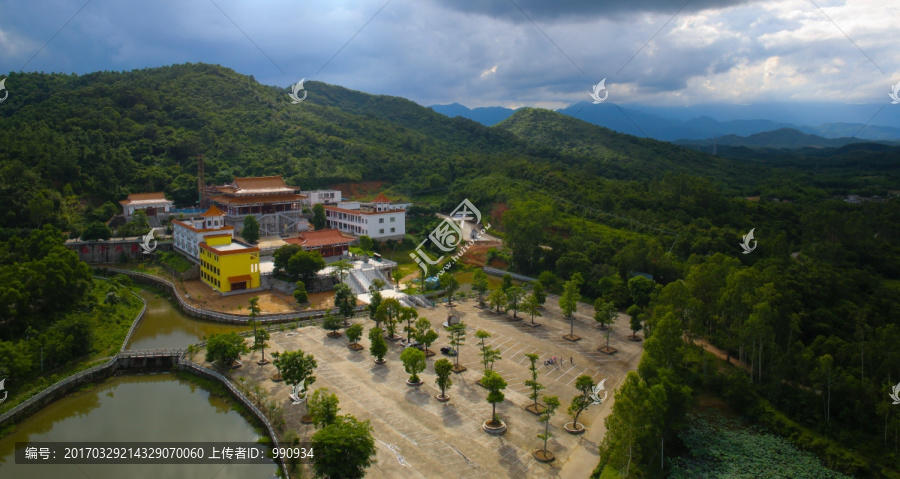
[119,192,173,218]
[210,176,309,237]
[284,229,355,258]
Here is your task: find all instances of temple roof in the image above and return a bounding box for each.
[199,205,225,217]
[216,176,300,196]
[372,193,392,203]
[119,192,172,206]
[284,229,355,248]
[210,193,307,205]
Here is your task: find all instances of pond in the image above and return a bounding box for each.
[0,375,278,478]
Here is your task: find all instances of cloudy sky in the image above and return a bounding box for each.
[1,0,898,111]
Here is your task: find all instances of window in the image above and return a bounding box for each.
[379,229,384,234]
[390,217,395,222]
[379,218,384,223]
[390,227,395,233]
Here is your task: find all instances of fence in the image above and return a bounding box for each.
[97,267,364,324]
[482,266,536,283]
[178,360,290,479]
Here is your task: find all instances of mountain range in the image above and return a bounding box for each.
[429,102,900,145]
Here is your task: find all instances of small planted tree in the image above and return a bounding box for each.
[482,370,508,429]
[293,280,309,305]
[434,358,454,401]
[627,305,643,340]
[308,388,340,429]
[377,298,401,340]
[400,306,419,343]
[253,327,270,365]
[560,276,582,341]
[535,395,561,462]
[274,349,317,422]
[346,323,364,350]
[488,287,506,314]
[523,293,542,327]
[567,375,596,432]
[524,353,546,414]
[447,322,467,372]
[332,259,352,285]
[368,286,383,321]
[472,269,489,306]
[440,273,460,305]
[400,347,426,385]
[368,327,388,364]
[505,286,525,319]
[322,312,343,338]
[248,297,261,338]
[311,415,376,479]
[392,269,403,289]
[414,317,437,356]
[334,282,357,325]
[594,298,617,330]
[206,332,249,369]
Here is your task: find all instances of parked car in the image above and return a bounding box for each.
[440,346,457,356]
[401,339,422,349]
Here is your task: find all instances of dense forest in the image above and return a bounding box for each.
[1,63,899,476]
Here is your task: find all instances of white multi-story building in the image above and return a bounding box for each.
[299,189,342,206]
[323,194,407,241]
[172,205,235,260]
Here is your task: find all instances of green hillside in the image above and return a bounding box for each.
[1,63,899,478]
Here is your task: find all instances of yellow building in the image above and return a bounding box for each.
[198,233,261,293]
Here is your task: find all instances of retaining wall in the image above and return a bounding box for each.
[97,267,363,324]
[482,266,536,283]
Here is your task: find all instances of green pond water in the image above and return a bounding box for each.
[127,289,250,349]
[0,288,275,478]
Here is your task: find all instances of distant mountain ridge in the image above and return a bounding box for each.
[674,128,897,150]
[428,102,900,143]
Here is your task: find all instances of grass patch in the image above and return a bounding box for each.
[159,251,194,273]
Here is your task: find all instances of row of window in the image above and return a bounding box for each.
[201,259,220,276]
[377,228,396,234]
[201,271,221,289]
[377,217,397,223]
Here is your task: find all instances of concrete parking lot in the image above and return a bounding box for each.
[234,294,643,478]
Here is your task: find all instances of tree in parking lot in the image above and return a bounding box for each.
[483,370,508,426]
[368,327,388,363]
[434,358,454,400]
[400,347,426,383]
[205,332,249,368]
[308,388,340,429]
[488,287,506,314]
[505,286,525,318]
[531,281,547,306]
[414,317,437,355]
[253,327,270,364]
[400,306,419,343]
[322,312,343,337]
[447,322,467,372]
[537,395,561,459]
[523,294,542,326]
[334,283,357,325]
[525,353,545,414]
[346,323,364,349]
[376,298,401,339]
